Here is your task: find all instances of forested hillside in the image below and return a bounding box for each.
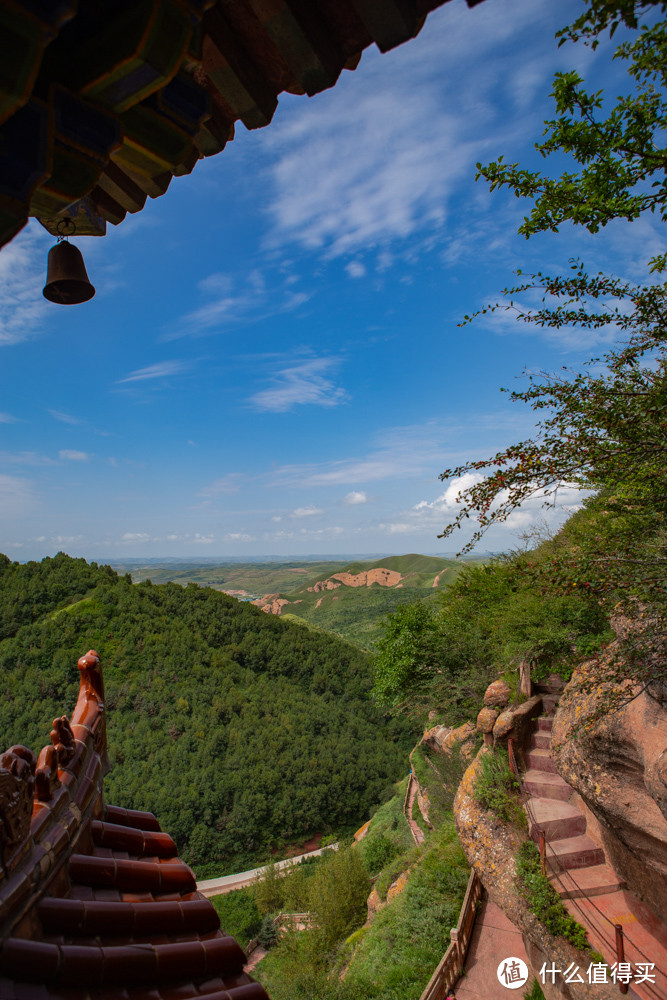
[0,553,415,876]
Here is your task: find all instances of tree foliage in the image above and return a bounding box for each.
[435,1,667,693]
[0,553,416,875]
[478,2,667,265]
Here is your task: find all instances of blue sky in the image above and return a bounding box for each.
[1,0,663,561]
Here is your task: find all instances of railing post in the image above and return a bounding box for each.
[519,659,532,697]
[615,924,628,995]
[450,928,461,973]
[508,738,516,776]
[538,830,547,878]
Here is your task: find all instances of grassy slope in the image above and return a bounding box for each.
[255,744,472,1000]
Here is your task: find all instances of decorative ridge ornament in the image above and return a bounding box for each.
[42,218,95,304]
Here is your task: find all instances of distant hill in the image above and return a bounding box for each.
[0,553,415,876]
[250,554,472,648]
[110,554,477,648]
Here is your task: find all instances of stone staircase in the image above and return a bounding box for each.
[523,676,626,899]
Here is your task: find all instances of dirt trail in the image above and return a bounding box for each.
[405,774,425,846]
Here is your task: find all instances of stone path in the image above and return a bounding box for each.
[523,678,666,1000]
[405,771,426,846]
[453,898,531,1000]
[196,843,338,897]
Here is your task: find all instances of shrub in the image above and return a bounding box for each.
[515,841,589,949]
[474,748,526,828]
[257,913,279,949]
[361,834,399,876]
[210,889,261,948]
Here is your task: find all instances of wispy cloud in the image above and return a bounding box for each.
[0,451,57,467]
[248,356,348,412]
[59,450,90,462]
[168,269,310,340]
[198,474,243,498]
[270,422,448,487]
[0,224,52,346]
[290,505,323,519]
[0,412,19,424]
[116,360,190,384]
[49,409,82,425]
[0,474,36,515]
[260,0,567,261]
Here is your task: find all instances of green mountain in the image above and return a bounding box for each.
[251,553,471,648]
[0,553,416,877]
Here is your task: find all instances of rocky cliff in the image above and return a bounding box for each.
[551,661,667,921]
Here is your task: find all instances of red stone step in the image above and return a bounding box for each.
[527,798,586,841]
[530,732,551,750]
[525,749,558,773]
[549,864,626,899]
[536,717,553,732]
[545,835,605,870]
[524,770,572,801]
[541,694,560,715]
[534,674,566,695]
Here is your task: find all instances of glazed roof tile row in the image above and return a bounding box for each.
[0,651,270,1000]
[0,0,488,250]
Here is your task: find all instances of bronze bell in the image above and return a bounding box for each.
[43,240,95,305]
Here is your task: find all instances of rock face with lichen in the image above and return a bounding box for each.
[551,662,667,919]
[423,720,477,759]
[484,679,512,708]
[454,748,618,1000]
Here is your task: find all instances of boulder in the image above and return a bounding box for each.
[484,679,512,708]
[492,696,542,765]
[423,720,477,760]
[476,706,499,733]
[551,661,667,920]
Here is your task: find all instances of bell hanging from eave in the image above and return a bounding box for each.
[43,240,95,305]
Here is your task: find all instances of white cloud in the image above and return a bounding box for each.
[346,261,366,278]
[413,473,484,515]
[248,356,348,412]
[343,491,367,505]
[59,450,90,462]
[379,522,423,535]
[116,360,190,384]
[224,532,255,542]
[290,505,323,519]
[0,412,18,423]
[197,272,233,295]
[193,533,215,544]
[122,532,149,541]
[0,224,52,346]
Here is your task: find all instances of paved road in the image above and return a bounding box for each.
[196,843,339,897]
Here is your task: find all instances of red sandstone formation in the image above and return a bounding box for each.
[308,568,403,592]
[0,650,269,1000]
